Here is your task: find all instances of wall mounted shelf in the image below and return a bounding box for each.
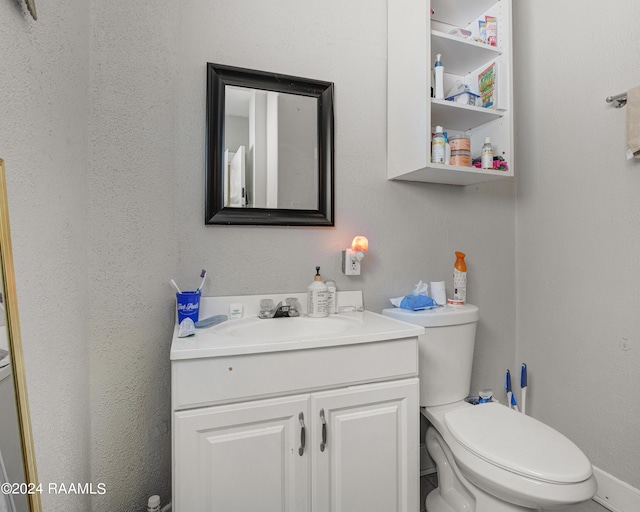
[388,0,514,186]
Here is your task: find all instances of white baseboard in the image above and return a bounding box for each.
[593,466,640,512]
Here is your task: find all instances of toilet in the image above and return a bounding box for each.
[382,304,597,512]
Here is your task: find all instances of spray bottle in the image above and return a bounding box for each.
[453,251,467,304]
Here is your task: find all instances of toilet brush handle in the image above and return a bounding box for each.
[520,364,527,415]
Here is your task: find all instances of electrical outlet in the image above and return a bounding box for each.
[342,249,361,275]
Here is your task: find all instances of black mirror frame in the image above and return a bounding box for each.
[205,63,335,226]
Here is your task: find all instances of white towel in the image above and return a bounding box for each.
[626,85,640,159]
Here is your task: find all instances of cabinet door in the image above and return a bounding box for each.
[311,379,419,512]
[387,0,429,179]
[174,394,311,512]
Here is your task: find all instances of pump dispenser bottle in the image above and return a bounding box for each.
[307,266,329,318]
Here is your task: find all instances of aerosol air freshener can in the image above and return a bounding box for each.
[453,251,467,304]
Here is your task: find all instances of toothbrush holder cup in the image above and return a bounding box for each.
[176,291,201,324]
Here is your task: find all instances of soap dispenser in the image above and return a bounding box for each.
[307,266,329,318]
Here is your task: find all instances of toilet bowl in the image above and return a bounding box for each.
[381,305,597,512]
[423,401,597,511]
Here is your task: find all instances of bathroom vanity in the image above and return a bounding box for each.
[170,292,423,512]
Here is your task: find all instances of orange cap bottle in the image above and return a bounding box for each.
[453,252,467,303]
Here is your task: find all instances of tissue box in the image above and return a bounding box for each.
[445,91,480,106]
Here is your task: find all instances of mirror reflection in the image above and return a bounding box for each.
[205,63,334,226]
[0,272,28,512]
[0,159,39,512]
[224,86,318,210]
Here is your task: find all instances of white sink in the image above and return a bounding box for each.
[170,292,425,360]
[214,315,359,341]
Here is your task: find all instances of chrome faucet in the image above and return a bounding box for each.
[259,298,301,319]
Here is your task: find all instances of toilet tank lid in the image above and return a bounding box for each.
[381,304,479,327]
[445,403,593,484]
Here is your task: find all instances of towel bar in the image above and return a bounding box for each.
[606,92,627,108]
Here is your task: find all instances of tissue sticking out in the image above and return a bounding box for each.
[390,281,439,311]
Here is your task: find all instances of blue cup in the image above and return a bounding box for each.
[176,291,201,324]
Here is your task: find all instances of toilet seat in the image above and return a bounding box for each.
[424,402,597,509]
[444,402,592,484]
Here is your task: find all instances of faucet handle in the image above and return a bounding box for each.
[259,298,275,318]
[284,297,301,316]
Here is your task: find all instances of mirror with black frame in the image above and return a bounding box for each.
[205,63,334,226]
[0,159,40,512]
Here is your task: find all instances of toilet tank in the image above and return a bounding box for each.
[382,305,479,407]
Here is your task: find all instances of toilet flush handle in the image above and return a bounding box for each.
[320,409,327,452]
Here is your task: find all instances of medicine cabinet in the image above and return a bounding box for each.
[388,0,513,185]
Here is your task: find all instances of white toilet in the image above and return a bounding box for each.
[382,304,597,512]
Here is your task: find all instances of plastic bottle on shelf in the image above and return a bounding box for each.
[431,126,445,164]
[434,54,444,100]
[444,132,451,165]
[481,137,494,169]
[453,251,467,304]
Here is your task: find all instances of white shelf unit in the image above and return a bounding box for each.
[388,0,514,185]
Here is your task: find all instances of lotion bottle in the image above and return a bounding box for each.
[307,266,329,318]
[453,251,467,303]
[432,126,445,164]
[434,54,444,100]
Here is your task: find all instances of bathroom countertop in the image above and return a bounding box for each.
[170,310,424,360]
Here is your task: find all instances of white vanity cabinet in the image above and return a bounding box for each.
[174,379,418,512]
[311,380,418,512]
[171,296,423,512]
[388,0,514,185]
[174,394,311,511]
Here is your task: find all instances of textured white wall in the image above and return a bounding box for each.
[515,0,640,487]
[0,1,92,511]
[86,0,179,509]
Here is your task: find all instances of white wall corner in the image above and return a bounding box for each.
[593,466,640,512]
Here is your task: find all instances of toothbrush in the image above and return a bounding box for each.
[169,279,181,294]
[196,269,207,293]
[505,370,519,412]
[520,363,527,415]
